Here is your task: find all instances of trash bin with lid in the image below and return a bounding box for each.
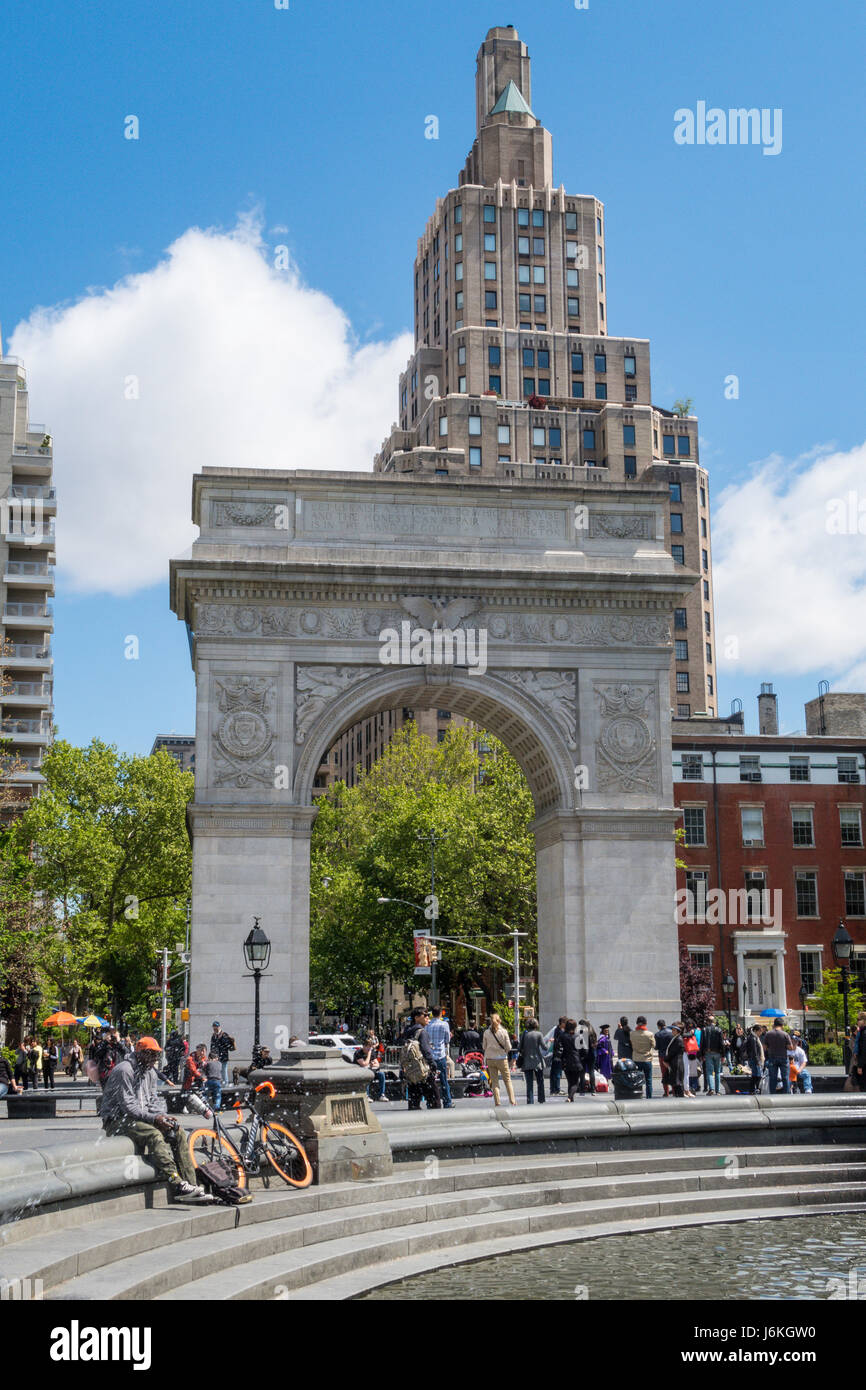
[611,1058,645,1100]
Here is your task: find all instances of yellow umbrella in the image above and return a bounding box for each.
[81,1014,103,1027]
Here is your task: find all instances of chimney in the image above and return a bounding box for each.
[758,682,778,736]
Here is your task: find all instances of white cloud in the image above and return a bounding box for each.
[10,216,411,595]
[713,441,866,685]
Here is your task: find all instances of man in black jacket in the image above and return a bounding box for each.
[655,1019,673,1095]
[665,1023,687,1097]
[614,1016,632,1060]
[745,1025,764,1092]
[209,1022,236,1085]
[700,1014,726,1095]
[398,1007,441,1111]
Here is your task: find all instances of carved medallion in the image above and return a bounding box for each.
[211,676,276,788]
[594,682,658,794]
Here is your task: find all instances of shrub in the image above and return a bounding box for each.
[2,1045,16,1071]
[808,1043,843,1066]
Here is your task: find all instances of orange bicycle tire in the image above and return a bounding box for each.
[260,1121,313,1188]
[187,1127,247,1189]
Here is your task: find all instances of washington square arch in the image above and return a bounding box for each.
[169,467,694,1055]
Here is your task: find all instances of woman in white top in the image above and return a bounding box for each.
[483,1013,516,1106]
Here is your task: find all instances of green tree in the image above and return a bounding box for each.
[0,831,57,1043]
[679,943,715,1026]
[310,723,536,1020]
[15,739,193,1021]
[672,398,694,417]
[808,967,865,1039]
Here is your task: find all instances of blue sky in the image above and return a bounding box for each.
[3,0,865,749]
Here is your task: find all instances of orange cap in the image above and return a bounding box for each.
[136,1036,162,1051]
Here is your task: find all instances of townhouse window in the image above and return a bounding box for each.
[678,436,691,456]
[484,233,496,251]
[663,434,676,455]
[744,871,768,921]
[624,355,636,376]
[488,374,501,392]
[838,756,860,784]
[792,807,815,847]
[789,756,810,782]
[675,639,689,660]
[840,807,863,846]
[677,703,691,717]
[845,871,866,916]
[690,949,713,972]
[740,756,761,783]
[572,381,585,399]
[567,268,579,287]
[672,545,685,565]
[538,349,550,369]
[517,208,530,227]
[468,416,482,436]
[594,353,607,373]
[796,871,818,917]
[798,949,820,994]
[532,209,544,226]
[676,672,690,693]
[625,384,638,402]
[438,415,448,436]
[685,871,709,917]
[518,235,530,255]
[671,513,684,534]
[483,205,496,223]
[681,753,702,780]
[583,429,596,449]
[595,382,607,399]
[624,455,637,476]
[566,212,578,230]
[669,482,682,502]
[518,264,531,284]
[741,806,764,847]
[623,424,636,446]
[457,345,466,365]
[485,290,497,309]
[469,446,481,468]
[549,426,561,447]
[497,424,511,444]
[683,807,706,844]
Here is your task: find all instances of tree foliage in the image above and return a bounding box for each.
[678,943,715,1027]
[310,723,536,1019]
[808,967,865,1039]
[13,739,193,1019]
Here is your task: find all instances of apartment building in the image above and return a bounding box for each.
[317,709,468,791]
[373,26,715,716]
[0,348,55,805]
[673,685,866,1037]
[150,735,196,775]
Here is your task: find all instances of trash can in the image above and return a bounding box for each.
[611,1058,645,1100]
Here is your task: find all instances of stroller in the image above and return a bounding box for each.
[459,1051,492,1098]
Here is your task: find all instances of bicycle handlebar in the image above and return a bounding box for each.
[254,1080,276,1098]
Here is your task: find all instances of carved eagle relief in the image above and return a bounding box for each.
[399,596,479,629]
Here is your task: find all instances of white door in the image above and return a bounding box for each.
[745,961,776,1011]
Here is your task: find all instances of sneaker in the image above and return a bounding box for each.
[172,1181,216,1202]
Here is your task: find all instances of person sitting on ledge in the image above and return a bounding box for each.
[100,1036,214,1203]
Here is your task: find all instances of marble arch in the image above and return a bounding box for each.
[171,466,694,1056]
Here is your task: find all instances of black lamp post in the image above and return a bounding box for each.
[799,982,809,1040]
[742,979,748,1026]
[242,918,271,1064]
[26,985,43,1036]
[833,919,854,1068]
[722,970,735,1035]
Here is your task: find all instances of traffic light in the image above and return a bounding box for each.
[151,1010,158,1019]
[429,944,439,963]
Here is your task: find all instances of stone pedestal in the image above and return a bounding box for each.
[254,1046,393,1183]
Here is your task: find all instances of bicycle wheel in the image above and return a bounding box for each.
[259,1122,313,1188]
[187,1127,247,1190]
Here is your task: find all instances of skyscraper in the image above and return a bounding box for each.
[374,26,716,720]
[0,345,55,806]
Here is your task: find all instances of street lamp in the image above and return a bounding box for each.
[242,918,271,1063]
[27,985,43,1035]
[742,979,748,1026]
[832,918,854,1066]
[798,982,809,1040]
[722,971,735,1035]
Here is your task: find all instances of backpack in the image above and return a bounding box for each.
[400,1037,430,1084]
[195,1158,253,1205]
[576,1024,590,1054]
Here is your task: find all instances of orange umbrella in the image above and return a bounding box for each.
[44,1011,78,1026]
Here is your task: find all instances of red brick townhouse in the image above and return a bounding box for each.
[672,686,866,1039]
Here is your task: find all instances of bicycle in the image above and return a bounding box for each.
[186,1080,313,1189]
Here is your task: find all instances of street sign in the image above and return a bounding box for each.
[469,988,485,997]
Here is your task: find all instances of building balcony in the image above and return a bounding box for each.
[3,644,52,670]
[11,449,52,478]
[3,603,53,630]
[3,680,53,707]
[4,560,55,590]
[2,718,53,745]
[3,522,55,549]
[8,485,57,513]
